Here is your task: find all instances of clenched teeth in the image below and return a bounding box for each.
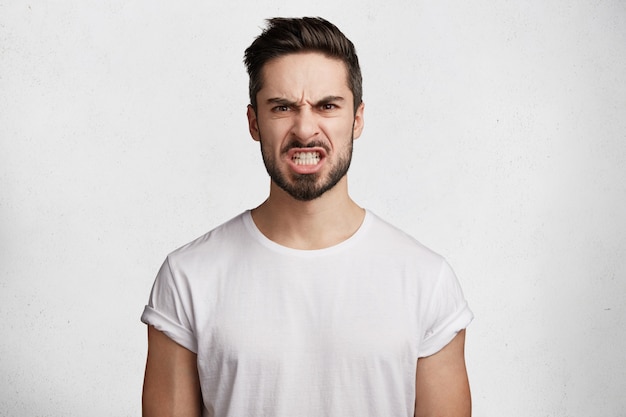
[293,151,321,165]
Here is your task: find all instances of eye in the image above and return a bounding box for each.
[320,103,337,111]
[272,105,290,112]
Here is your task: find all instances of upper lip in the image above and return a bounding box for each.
[286,146,327,159]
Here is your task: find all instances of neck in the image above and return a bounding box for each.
[251,177,365,250]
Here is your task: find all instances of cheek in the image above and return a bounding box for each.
[261,119,292,140]
[323,120,356,143]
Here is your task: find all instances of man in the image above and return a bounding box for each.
[141,17,473,417]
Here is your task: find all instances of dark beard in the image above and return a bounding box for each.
[260,138,353,201]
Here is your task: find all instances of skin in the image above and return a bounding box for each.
[142,326,202,417]
[415,330,471,417]
[249,52,362,204]
[247,52,366,250]
[142,51,471,416]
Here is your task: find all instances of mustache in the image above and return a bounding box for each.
[281,140,330,154]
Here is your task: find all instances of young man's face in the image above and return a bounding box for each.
[247,52,364,201]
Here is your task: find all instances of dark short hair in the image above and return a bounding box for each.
[244,17,362,112]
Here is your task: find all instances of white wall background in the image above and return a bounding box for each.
[1,1,625,416]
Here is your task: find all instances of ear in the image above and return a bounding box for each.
[247,105,261,142]
[352,101,365,140]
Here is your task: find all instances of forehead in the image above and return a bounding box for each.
[258,52,351,100]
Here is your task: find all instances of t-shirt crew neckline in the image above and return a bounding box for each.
[242,209,372,257]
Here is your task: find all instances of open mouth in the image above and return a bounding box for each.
[292,151,321,166]
[285,146,327,174]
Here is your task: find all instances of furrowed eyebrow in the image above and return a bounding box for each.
[265,96,345,107]
[314,96,345,106]
[267,98,297,107]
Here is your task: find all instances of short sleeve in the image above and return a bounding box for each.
[418,259,473,357]
[140,257,198,353]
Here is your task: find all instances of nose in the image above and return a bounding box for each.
[291,108,319,143]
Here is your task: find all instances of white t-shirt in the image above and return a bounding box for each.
[141,210,473,417]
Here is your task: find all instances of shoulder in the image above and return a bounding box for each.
[166,211,251,266]
[364,210,444,267]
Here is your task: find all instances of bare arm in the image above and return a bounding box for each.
[142,326,202,417]
[415,329,471,417]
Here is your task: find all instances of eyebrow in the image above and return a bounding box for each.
[266,96,345,107]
